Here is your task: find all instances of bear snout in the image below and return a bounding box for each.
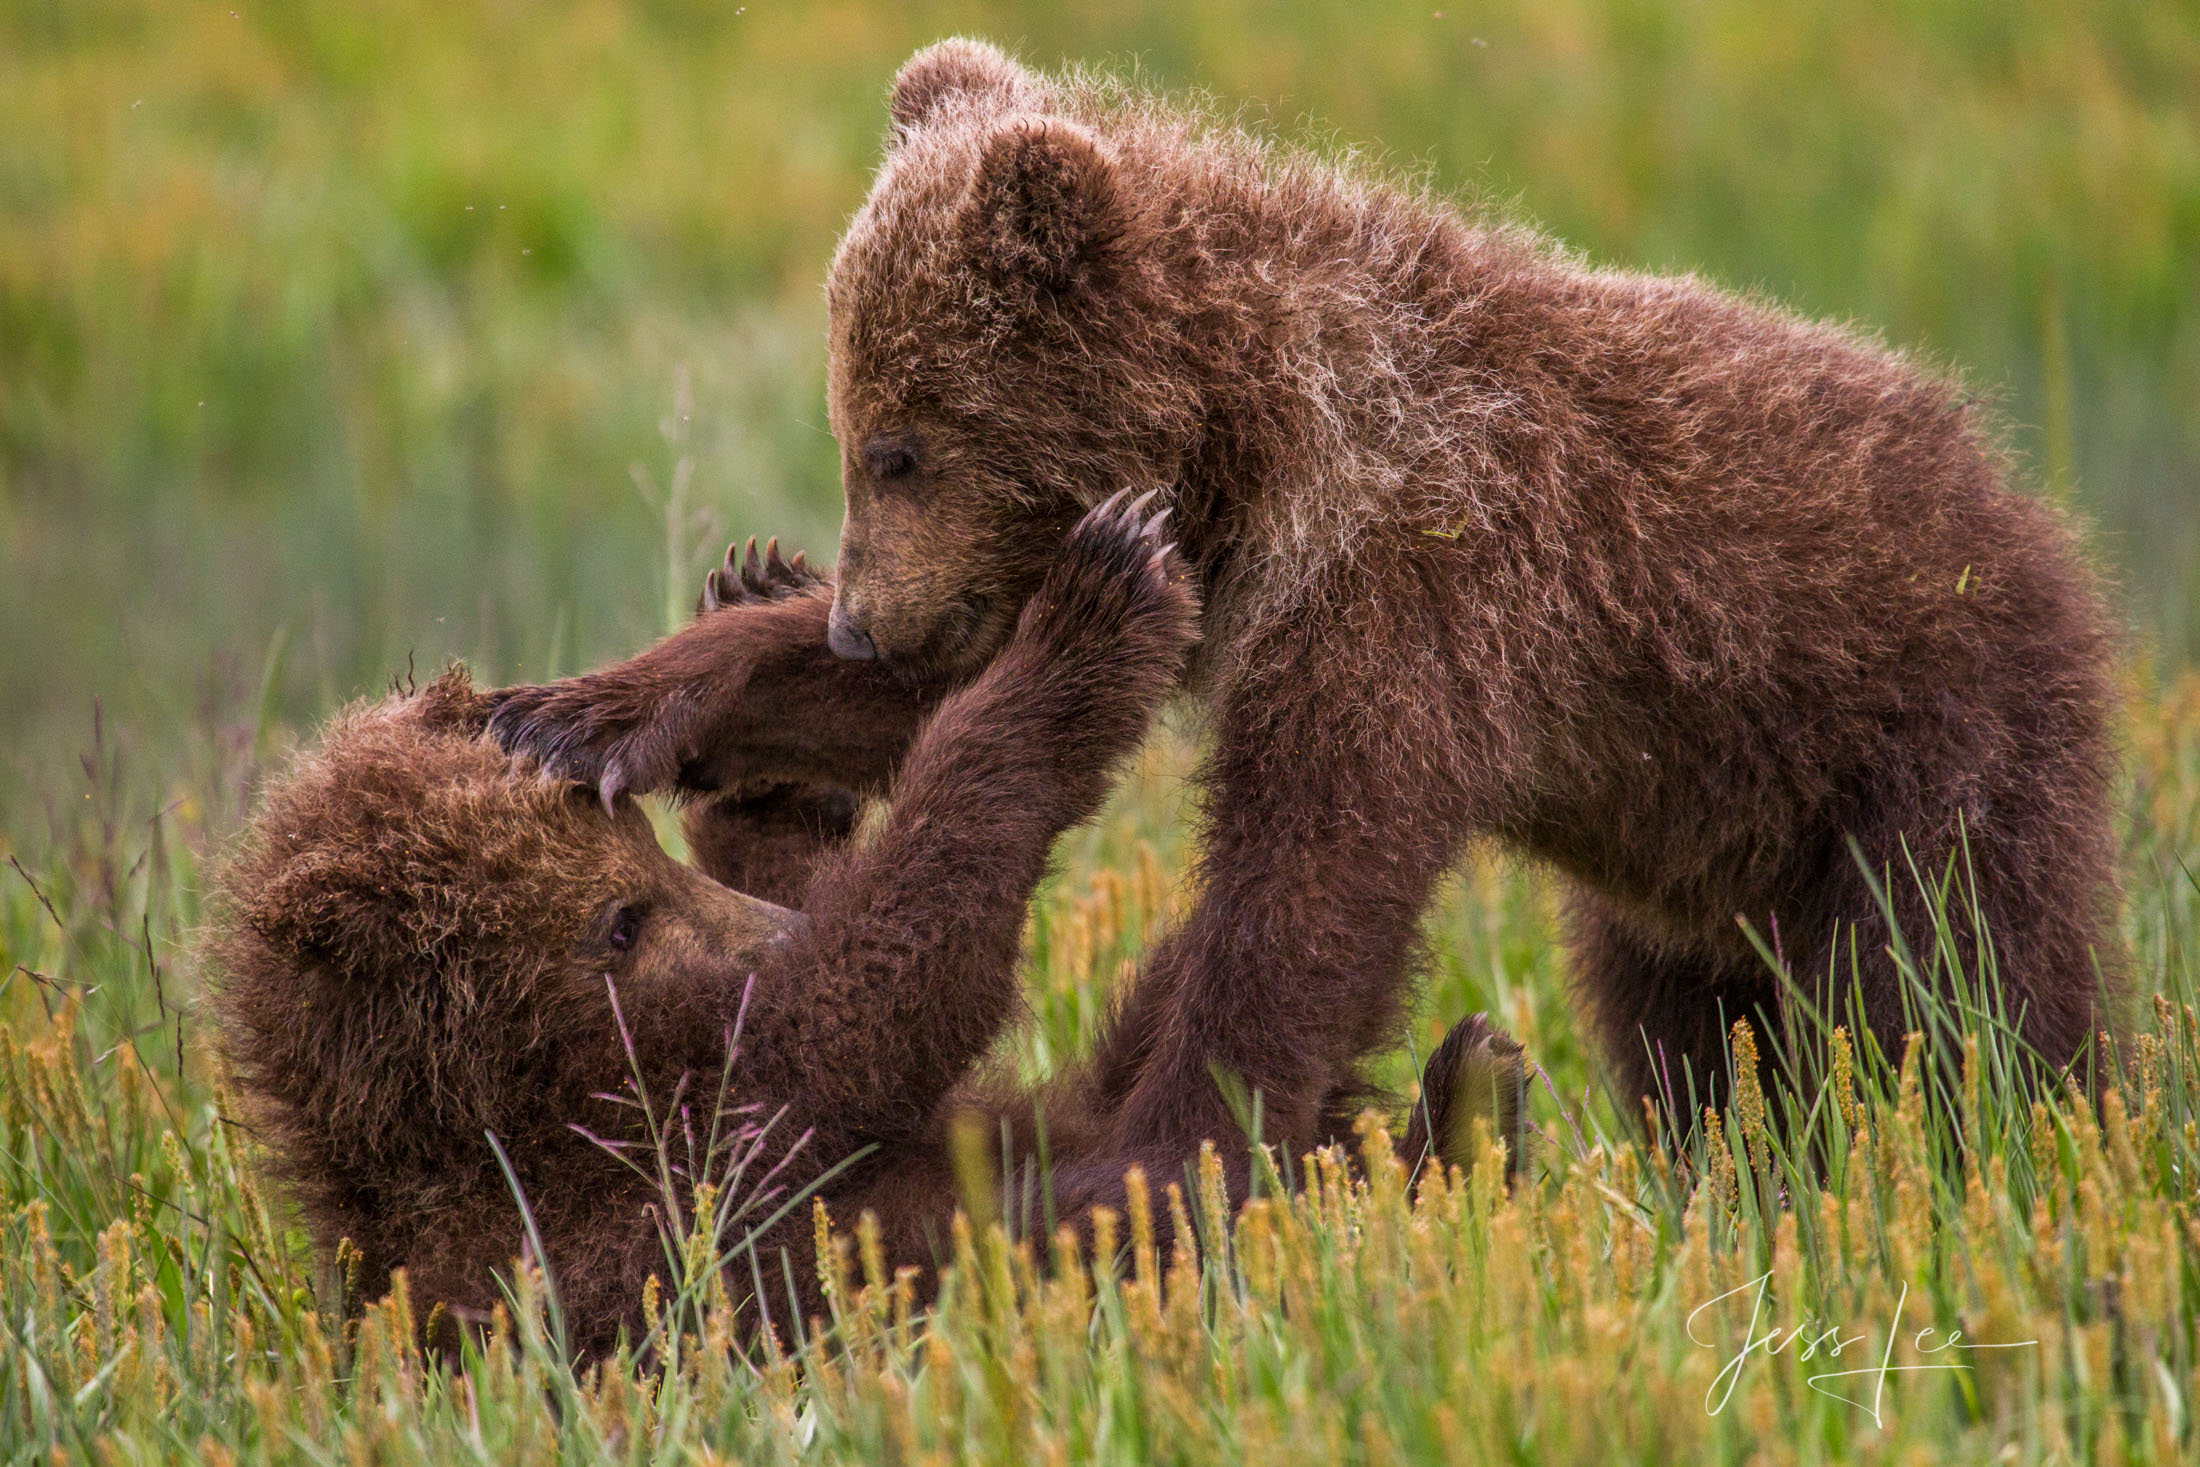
[827,601,879,661]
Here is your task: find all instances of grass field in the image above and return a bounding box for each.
[3,673,2200,1463]
[4,1,2200,1461]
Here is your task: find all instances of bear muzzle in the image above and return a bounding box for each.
[827,601,879,661]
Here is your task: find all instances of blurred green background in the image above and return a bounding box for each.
[3,0,2196,833]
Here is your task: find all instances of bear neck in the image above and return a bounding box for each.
[1114,130,1540,638]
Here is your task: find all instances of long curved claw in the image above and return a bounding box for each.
[697,534,826,615]
[1084,487,1130,530]
[699,540,746,616]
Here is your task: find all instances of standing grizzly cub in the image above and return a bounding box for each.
[504,43,2121,1155]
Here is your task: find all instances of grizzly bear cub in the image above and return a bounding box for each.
[212,499,1515,1356]
[497,42,2121,1154]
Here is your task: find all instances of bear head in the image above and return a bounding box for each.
[206,668,801,1216]
[823,40,1196,675]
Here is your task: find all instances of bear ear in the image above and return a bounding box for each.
[960,116,1125,296]
[889,38,1042,146]
[242,846,418,985]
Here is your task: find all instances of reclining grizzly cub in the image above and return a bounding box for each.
[495,41,2122,1153]
[211,501,1516,1356]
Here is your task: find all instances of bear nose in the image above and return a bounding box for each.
[827,602,878,661]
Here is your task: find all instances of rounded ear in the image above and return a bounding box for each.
[890,38,1041,145]
[242,846,417,982]
[961,117,1124,296]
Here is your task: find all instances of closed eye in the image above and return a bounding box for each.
[864,438,918,483]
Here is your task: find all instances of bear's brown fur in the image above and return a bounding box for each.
[214,501,1518,1356]
[500,41,2123,1159]
[223,499,1522,1363]
[828,41,2127,1139]
[209,498,1201,1355]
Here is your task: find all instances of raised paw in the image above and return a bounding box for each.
[698,536,829,615]
[483,674,703,810]
[1019,488,1200,671]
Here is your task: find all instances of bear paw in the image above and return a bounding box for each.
[1401,1013,1530,1184]
[1019,488,1200,684]
[698,536,828,615]
[484,674,704,810]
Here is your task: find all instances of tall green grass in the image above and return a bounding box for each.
[1,674,2198,1463]
[3,0,2196,815]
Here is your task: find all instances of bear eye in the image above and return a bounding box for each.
[865,438,918,483]
[606,905,645,953]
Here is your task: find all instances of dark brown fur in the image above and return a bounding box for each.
[208,499,1202,1354]
[213,503,1505,1356]
[828,42,2126,1142]
[498,44,2124,1156]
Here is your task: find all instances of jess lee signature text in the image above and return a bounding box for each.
[1688,1271,2037,1426]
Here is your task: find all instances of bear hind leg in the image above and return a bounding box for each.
[1567,894,1783,1132]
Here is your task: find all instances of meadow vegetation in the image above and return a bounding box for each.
[3,1,2199,1461]
[2,672,2200,1463]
